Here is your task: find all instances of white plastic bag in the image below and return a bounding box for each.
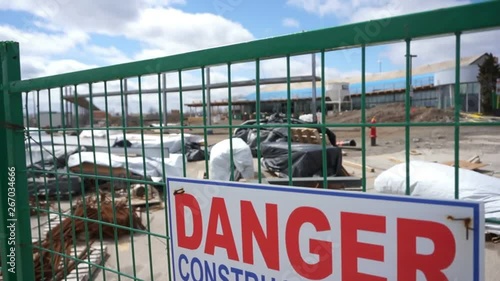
[374,160,500,222]
[209,138,255,181]
[113,133,203,153]
[67,151,183,179]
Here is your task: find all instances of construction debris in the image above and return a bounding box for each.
[129,184,163,208]
[468,155,481,164]
[29,197,52,216]
[441,155,489,171]
[234,113,338,157]
[327,103,455,123]
[486,233,500,244]
[261,142,343,178]
[291,128,322,144]
[209,138,255,181]
[33,193,145,281]
[441,160,488,171]
[460,112,500,123]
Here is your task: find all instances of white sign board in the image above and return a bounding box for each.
[166,178,484,281]
[496,78,500,95]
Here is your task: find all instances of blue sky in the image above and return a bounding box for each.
[1,0,498,113]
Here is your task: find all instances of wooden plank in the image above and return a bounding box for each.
[297,128,306,143]
[302,129,313,143]
[129,197,163,207]
[410,150,422,155]
[441,160,488,171]
[291,128,323,144]
[388,157,404,163]
[467,155,481,163]
[343,160,375,173]
[70,163,129,177]
[311,129,321,144]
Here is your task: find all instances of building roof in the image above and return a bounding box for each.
[348,53,487,84]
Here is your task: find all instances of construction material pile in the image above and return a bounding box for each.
[328,103,455,123]
[374,160,500,235]
[33,193,145,281]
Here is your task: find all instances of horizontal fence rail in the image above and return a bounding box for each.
[1,1,500,281]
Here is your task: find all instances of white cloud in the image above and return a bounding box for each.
[0,0,180,35]
[143,0,186,7]
[1,1,253,53]
[19,54,97,81]
[0,25,89,56]
[348,0,470,23]
[86,45,132,65]
[381,30,500,68]
[287,0,471,22]
[124,8,254,56]
[282,17,300,28]
[260,54,349,82]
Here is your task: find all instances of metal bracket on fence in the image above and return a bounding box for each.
[447,216,474,240]
[173,188,185,195]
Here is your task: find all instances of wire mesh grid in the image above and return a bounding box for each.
[0,2,500,280]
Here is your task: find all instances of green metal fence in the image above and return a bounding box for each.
[1,1,500,280]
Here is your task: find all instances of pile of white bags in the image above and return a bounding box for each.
[374,160,500,234]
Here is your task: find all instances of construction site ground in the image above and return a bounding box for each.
[29,105,500,280]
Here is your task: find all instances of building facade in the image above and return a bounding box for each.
[186,54,492,118]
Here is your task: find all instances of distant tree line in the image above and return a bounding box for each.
[477,53,500,114]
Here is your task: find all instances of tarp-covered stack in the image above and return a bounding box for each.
[233,113,342,178]
[374,161,500,235]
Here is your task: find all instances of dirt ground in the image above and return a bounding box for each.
[327,102,456,123]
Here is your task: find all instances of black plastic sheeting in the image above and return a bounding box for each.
[261,142,343,178]
[234,113,337,157]
[185,142,212,162]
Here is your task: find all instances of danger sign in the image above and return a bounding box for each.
[166,178,484,281]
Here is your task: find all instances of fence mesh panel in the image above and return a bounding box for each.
[1,2,500,280]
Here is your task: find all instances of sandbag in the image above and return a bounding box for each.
[374,161,500,233]
[209,138,254,181]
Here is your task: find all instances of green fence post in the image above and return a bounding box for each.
[0,41,35,281]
